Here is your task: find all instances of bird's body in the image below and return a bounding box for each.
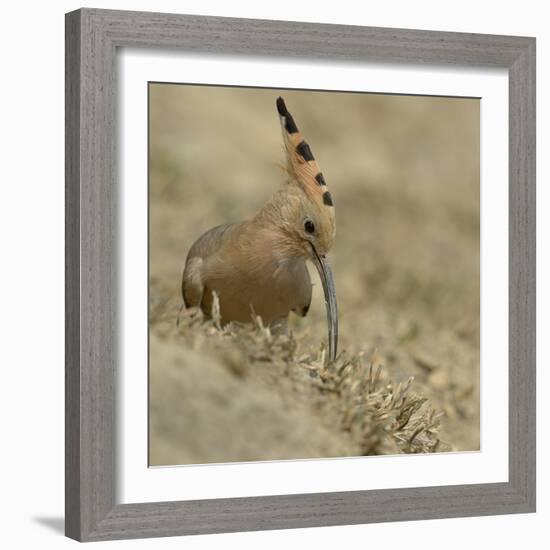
[182,216,312,325]
[181,98,339,360]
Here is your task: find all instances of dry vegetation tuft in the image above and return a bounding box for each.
[150,292,445,465]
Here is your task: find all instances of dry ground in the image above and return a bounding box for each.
[149,84,480,466]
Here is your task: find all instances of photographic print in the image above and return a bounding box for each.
[148,84,480,466]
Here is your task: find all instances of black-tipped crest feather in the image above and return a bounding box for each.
[323,191,334,206]
[315,173,327,186]
[276,97,335,213]
[276,96,298,133]
[296,140,315,161]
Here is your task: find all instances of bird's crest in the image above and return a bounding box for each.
[276,97,335,210]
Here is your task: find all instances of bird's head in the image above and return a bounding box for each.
[271,97,339,361]
[276,182,335,259]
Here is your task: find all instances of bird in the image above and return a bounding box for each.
[181,97,338,361]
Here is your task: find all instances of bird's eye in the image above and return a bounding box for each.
[304,219,315,234]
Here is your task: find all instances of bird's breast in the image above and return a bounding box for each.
[203,245,312,325]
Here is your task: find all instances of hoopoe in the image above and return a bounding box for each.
[181,97,338,361]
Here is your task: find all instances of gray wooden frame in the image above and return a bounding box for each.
[65,8,536,542]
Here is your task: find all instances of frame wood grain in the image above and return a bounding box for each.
[65,8,536,542]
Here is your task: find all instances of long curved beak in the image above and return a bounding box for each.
[310,244,338,362]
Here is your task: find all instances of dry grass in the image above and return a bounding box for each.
[150,291,444,465]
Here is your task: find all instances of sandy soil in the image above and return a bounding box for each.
[148,84,480,466]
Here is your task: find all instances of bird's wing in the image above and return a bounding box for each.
[181,257,204,309]
[181,223,236,309]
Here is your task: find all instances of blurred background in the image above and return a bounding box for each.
[149,84,480,465]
